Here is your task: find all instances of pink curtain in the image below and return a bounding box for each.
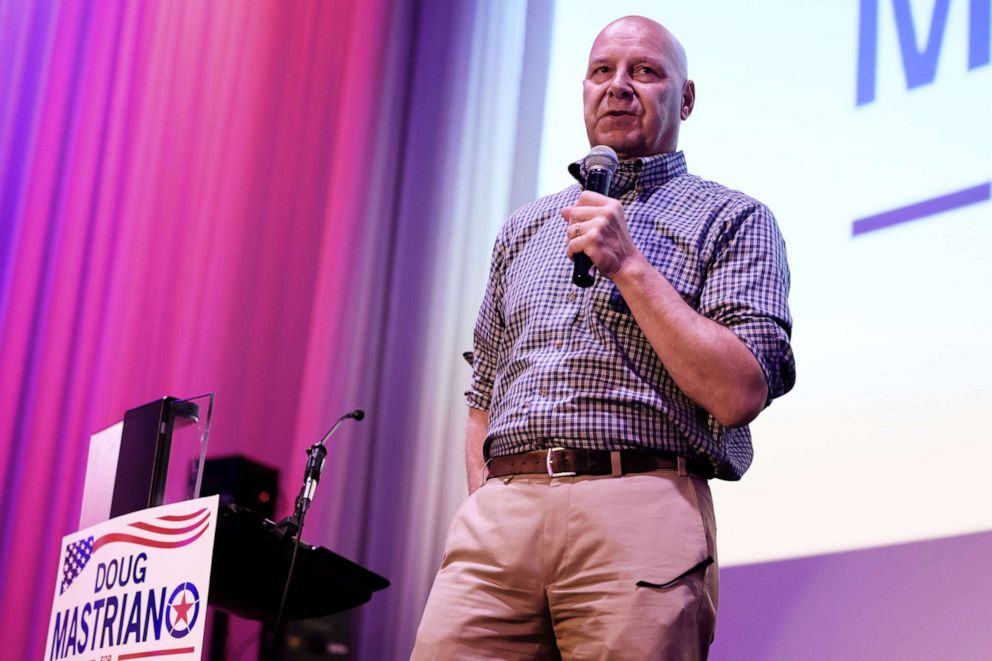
[0,1,398,657]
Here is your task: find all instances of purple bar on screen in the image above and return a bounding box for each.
[852,181,991,236]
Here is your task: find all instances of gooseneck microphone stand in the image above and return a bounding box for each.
[266,408,365,661]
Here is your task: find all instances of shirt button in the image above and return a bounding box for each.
[554,340,563,350]
[567,291,577,302]
[539,388,549,397]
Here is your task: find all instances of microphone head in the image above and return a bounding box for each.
[350,409,365,421]
[583,145,619,175]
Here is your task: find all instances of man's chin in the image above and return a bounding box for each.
[588,132,643,159]
[591,140,641,161]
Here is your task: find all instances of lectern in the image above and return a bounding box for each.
[81,395,389,627]
[210,506,389,621]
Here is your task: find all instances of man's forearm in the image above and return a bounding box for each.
[465,407,489,495]
[612,255,768,427]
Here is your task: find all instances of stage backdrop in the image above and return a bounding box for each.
[1,0,550,658]
[2,1,990,660]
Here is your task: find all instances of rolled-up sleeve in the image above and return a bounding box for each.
[699,202,796,403]
[465,232,507,411]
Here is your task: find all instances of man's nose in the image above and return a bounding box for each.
[608,69,633,98]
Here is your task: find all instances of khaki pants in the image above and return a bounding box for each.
[412,468,719,660]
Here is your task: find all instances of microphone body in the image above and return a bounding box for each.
[299,444,327,514]
[573,146,619,288]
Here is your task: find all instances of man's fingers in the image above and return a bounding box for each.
[564,194,620,223]
[566,231,597,259]
[565,237,582,259]
[576,190,610,206]
[564,205,598,222]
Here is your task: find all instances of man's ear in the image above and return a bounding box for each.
[681,80,695,120]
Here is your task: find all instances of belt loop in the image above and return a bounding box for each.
[677,456,687,477]
[480,457,492,488]
[610,451,622,477]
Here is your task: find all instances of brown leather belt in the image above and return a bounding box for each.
[487,447,694,479]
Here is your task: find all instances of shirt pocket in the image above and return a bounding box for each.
[649,236,704,308]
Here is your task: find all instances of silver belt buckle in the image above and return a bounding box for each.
[546,447,576,478]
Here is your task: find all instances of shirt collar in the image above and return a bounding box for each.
[568,151,688,197]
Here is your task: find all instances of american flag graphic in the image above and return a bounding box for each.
[60,507,211,594]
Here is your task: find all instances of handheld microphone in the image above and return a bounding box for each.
[572,145,619,288]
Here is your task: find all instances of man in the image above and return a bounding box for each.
[413,15,794,660]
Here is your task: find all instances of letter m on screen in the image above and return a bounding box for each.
[857,0,990,105]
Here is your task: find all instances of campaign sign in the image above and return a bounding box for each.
[44,495,219,661]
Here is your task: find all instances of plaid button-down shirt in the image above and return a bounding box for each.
[466,151,795,480]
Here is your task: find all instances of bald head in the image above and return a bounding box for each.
[583,16,695,158]
[593,16,688,82]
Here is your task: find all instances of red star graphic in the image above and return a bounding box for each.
[172,592,194,627]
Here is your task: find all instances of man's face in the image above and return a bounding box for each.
[583,18,694,160]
